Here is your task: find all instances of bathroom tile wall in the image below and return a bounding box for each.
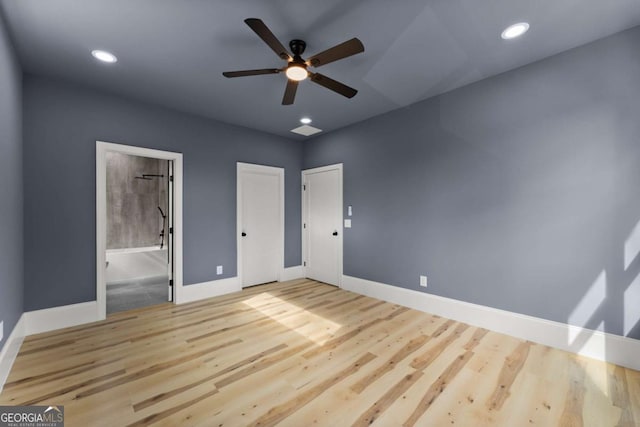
[106,152,169,249]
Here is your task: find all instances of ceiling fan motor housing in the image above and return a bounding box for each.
[289,39,306,57]
[286,39,309,81]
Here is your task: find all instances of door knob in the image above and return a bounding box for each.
[241,232,247,237]
[332,231,338,236]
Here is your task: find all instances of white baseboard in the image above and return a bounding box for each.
[0,315,26,393]
[280,266,304,282]
[342,275,640,371]
[24,301,99,336]
[177,277,241,304]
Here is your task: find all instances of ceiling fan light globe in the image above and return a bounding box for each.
[286,65,308,81]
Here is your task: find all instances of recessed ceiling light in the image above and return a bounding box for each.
[501,22,530,40]
[91,50,117,63]
[300,117,312,124]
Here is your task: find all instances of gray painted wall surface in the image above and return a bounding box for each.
[106,152,168,250]
[304,27,640,340]
[0,11,22,349]
[23,75,302,311]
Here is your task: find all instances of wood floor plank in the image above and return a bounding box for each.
[352,370,424,426]
[76,338,242,399]
[490,345,560,426]
[610,364,635,426]
[214,343,314,390]
[485,340,531,411]
[409,362,495,426]
[301,306,412,359]
[128,388,219,427]
[189,374,292,426]
[558,356,586,427]
[0,279,637,427]
[625,368,640,426]
[252,352,377,426]
[3,356,124,391]
[351,334,429,394]
[11,369,127,406]
[133,343,288,412]
[410,322,470,370]
[279,315,413,392]
[403,351,475,426]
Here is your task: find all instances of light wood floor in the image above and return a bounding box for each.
[1,279,639,426]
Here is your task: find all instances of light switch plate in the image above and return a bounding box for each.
[216,265,223,275]
[344,219,352,228]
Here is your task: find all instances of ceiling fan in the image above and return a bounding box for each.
[223,18,364,105]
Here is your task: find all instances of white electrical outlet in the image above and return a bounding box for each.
[216,265,223,275]
[420,275,428,287]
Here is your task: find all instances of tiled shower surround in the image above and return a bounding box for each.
[106,152,169,250]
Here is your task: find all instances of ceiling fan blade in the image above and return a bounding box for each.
[309,72,358,99]
[282,80,299,105]
[222,68,281,78]
[244,18,292,61]
[306,38,364,67]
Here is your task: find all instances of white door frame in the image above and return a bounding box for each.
[236,162,285,286]
[96,141,184,320]
[302,163,343,287]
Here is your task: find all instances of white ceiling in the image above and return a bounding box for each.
[3,0,640,139]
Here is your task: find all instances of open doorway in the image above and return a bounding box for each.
[96,141,183,320]
[104,152,172,314]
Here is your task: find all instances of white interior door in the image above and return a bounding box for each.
[238,163,283,287]
[303,164,342,286]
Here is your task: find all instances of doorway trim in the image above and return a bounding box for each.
[236,162,285,287]
[96,141,184,320]
[301,163,343,287]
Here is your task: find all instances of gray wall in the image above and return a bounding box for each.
[304,26,640,340]
[106,152,168,250]
[0,11,22,349]
[23,75,303,311]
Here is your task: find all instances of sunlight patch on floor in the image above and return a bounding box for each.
[243,293,342,345]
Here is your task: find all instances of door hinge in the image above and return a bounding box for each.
[170,175,174,182]
[303,184,306,191]
[169,279,173,287]
[303,223,306,229]
[169,227,173,234]
[303,261,306,267]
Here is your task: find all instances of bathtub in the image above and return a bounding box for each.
[106,246,169,285]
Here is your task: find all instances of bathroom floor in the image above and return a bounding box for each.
[107,277,169,314]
